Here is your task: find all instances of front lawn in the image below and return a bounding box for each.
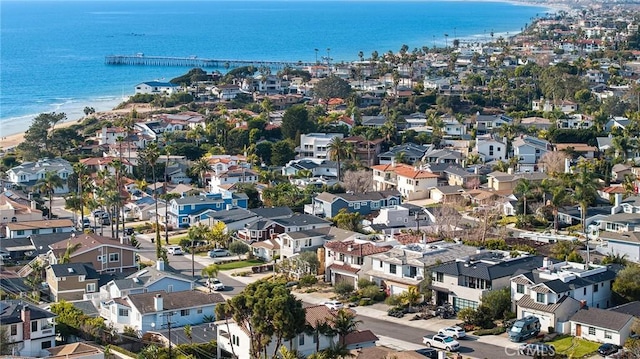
[547,336,600,358]
[217,259,265,271]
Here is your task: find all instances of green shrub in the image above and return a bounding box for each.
[299,274,318,288]
[359,298,372,306]
[357,279,376,288]
[385,294,402,306]
[334,282,354,297]
[472,327,506,336]
[348,295,360,302]
[359,285,381,299]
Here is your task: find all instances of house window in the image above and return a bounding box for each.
[379,260,383,268]
[118,309,129,317]
[588,327,596,335]
[409,266,417,278]
[390,264,396,274]
[197,308,203,314]
[31,321,38,332]
[41,341,52,349]
[605,331,612,339]
[517,284,525,294]
[536,293,545,303]
[435,272,444,282]
[584,288,587,295]
[180,309,190,316]
[32,229,39,235]
[593,284,598,292]
[17,230,24,236]
[298,334,305,346]
[10,324,16,336]
[109,253,119,262]
[86,283,96,292]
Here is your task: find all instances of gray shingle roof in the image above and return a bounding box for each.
[517,294,579,314]
[248,207,293,219]
[50,263,99,279]
[172,196,223,206]
[432,255,544,281]
[570,307,634,331]
[610,301,640,317]
[127,290,224,315]
[274,214,331,227]
[0,300,56,325]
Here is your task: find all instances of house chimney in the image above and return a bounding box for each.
[579,300,587,308]
[21,304,31,340]
[507,167,513,175]
[543,257,553,269]
[614,193,623,207]
[154,294,163,311]
[30,200,37,210]
[156,260,165,271]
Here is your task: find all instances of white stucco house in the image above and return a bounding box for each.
[570,307,635,346]
[134,81,180,95]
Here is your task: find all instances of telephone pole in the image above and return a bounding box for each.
[165,312,175,359]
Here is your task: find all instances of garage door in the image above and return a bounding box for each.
[389,285,405,296]
[523,311,551,332]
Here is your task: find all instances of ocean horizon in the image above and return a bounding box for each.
[0,0,552,136]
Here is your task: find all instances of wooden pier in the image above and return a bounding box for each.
[105,54,314,69]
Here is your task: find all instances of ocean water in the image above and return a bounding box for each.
[0,0,550,136]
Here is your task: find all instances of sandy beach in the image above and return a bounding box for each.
[0,104,156,151]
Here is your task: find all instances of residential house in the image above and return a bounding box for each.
[0,300,56,357]
[209,168,259,192]
[305,190,401,218]
[47,343,104,359]
[429,186,465,204]
[611,164,633,183]
[570,307,635,346]
[238,213,331,243]
[532,98,577,114]
[430,252,544,311]
[343,136,384,166]
[441,117,467,137]
[134,81,179,95]
[556,205,612,229]
[365,242,478,298]
[281,159,339,179]
[165,162,192,184]
[212,84,242,100]
[604,117,630,132]
[520,117,553,131]
[0,191,42,225]
[470,113,512,135]
[47,233,138,273]
[100,290,224,333]
[597,231,640,264]
[486,171,547,191]
[443,166,480,188]
[241,74,282,93]
[557,114,594,129]
[371,164,439,200]
[475,134,507,162]
[513,135,552,171]
[554,143,598,159]
[324,239,393,288]
[6,158,73,194]
[297,133,344,159]
[80,157,134,176]
[361,116,387,128]
[5,219,75,239]
[599,195,640,232]
[97,261,195,304]
[216,305,378,359]
[167,193,248,228]
[250,238,280,262]
[511,259,619,333]
[377,143,429,165]
[205,208,260,232]
[423,148,464,165]
[46,263,99,302]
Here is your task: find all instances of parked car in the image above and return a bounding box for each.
[518,343,555,357]
[208,249,230,258]
[78,217,91,229]
[422,334,460,351]
[438,326,466,339]
[597,343,620,356]
[0,251,11,260]
[166,246,183,255]
[206,278,225,291]
[100,213,111,225]
[124,227,135,236]
[508,316,541,342]
[323,300,344,311]
[415,348,439,359]
[92,209,105,217]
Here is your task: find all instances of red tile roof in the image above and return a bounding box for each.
[343,330,379,346]
[324,240,392,256]
[328,263,360,274]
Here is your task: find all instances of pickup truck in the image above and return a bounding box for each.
[422,334,460,352]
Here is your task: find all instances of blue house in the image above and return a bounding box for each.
[98,261,195,301]
[101,290,225,333]
[168,193,248,227]
[305,190,401,218]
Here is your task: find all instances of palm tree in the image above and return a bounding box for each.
[110,159,127,241]
[399,287,422,312]
[363,129,376,166]
[492,160,510,172]
[191,157,211,188]
[72,162,89,224]
[572,163,601,265]
[545,180,570,232]
[331,309,362,346]
[279,346,303,359]
[514,179,535,216]
[37,171,64,219]
[142,143,161,249]
[201,264,220,281]
[306,320,335,353]
[186,126,206,146]
[328,137,348,181]
[183,324,193,345]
